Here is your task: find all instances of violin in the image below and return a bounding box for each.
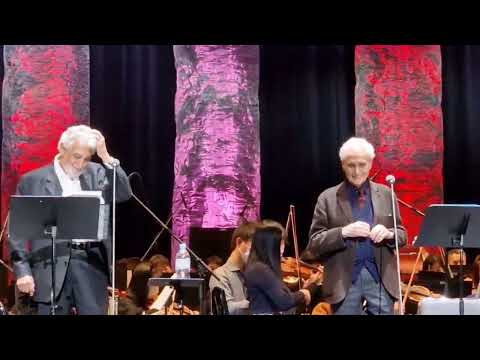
[311,302,332,315]
[282,256,323,289]
[401,282,441,314]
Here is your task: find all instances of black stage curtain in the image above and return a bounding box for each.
[259,45,355,251]
[90,45,176,260]
[442,45,480,262]
[442,46,480,204]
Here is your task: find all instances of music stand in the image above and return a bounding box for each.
[9,195,104,315]
[148,277,205,315]
[415,204,480,315]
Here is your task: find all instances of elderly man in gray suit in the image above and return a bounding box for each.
[9,125,132,315]
[305,137,407,315]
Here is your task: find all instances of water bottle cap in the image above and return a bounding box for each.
[180,243,186,251]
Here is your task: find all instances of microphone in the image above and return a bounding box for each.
[110,158,120,167]
[386,174,395,184]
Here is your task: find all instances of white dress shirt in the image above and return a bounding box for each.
[53,155,82,196]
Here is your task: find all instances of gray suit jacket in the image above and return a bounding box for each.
[305,180,407,304]
[8,161,132,303]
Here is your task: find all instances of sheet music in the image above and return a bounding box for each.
[67,191,106,241]
[149,273,177,311]
[67,191,105,204]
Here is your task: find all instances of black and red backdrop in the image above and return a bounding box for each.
[1,45,480,298]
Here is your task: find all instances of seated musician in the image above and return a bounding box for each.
[149,254,173,277]
[148,254,173,304]
[209,222,259,315]
[206,255,224,271]
[422,255,445,273]
[448,249,467,266]
[265,218,323,313]
[244,225,317,315]
[118,261,152,315]
[470,255,480,296]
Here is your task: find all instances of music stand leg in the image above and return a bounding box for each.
[199,282,204,315]
[49,226,57,315]
[459,237,465,315]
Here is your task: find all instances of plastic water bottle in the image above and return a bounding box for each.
[175,243,191,278]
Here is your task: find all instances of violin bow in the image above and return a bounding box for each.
[0,212,13,273]
[290,205,302,292]
[401,246,424,312]
[285,210,291,239]
[438,246,454,279]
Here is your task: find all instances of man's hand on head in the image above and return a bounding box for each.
[91,129,113,164]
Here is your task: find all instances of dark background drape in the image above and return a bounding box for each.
[442,46,480,204]
[442,45,480,261]
[259,45,355,252]
[89,45,177,260]
[2,44,480,264]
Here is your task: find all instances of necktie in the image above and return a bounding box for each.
[358,188,366,209]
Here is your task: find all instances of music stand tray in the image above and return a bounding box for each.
[415,204,480,315]
[9,195,104,315]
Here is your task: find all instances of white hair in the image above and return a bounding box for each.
[338,137,375,161]
[57,125,97,153]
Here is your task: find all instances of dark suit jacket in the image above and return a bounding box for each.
[305,180,407,304]
[8,162,132,303]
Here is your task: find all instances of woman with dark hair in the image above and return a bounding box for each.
[118,261,152,315]
[422,255,445,273]
[244,226,316,315]
[471,255,480,295]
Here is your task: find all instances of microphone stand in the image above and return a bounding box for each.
[130,192,220,283]
[127,172,185,262]
[387,176,404,315]
[140,215,172,262]
[370,169,425,217]
[110,161,119,315]
[127,172,168,261]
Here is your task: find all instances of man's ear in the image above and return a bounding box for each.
[58,146,66,159]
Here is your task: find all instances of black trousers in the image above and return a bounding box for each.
[37,248,109,315]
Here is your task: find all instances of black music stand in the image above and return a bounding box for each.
[9,195,103,315]
[148,277,205,315]
[415,204,480,315]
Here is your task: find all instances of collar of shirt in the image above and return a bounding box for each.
[223,259,242,273]
[53,155,82,196]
